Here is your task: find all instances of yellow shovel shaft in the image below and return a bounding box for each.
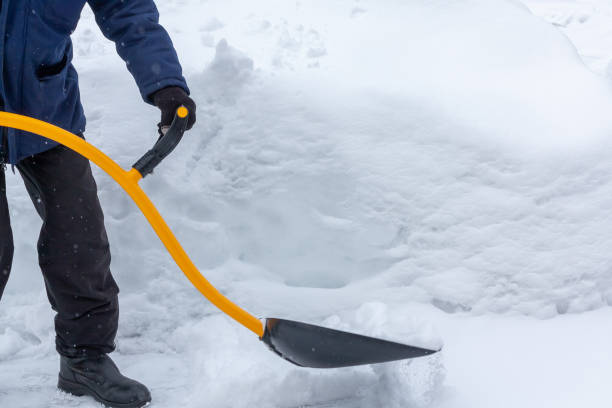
[0,111,265,338]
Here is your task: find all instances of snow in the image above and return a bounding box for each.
[2,0,612,406]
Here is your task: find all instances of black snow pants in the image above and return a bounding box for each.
[0,144,119,357]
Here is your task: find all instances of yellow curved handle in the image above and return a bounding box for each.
[0,111,265,337]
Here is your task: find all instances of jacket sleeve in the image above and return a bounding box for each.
[87,0,190,103]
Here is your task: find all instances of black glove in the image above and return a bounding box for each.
[151,86,196,132]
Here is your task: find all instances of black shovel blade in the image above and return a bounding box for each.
[261,318,439,368]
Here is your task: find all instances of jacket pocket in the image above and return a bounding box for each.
[35,55,71,123]
[36,54,68,79]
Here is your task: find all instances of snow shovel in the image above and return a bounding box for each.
[0,108,439,368]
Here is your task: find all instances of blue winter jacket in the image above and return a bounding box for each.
[0,0,189,164]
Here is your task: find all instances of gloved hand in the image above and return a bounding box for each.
[151,86,196,133]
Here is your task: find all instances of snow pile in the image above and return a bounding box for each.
[2,0,612,407]
[147,0,612,317]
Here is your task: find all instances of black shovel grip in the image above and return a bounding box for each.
[132,106,190,177]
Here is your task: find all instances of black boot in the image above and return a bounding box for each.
[58,354,151,408]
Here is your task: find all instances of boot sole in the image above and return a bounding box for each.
[58,375,151,408]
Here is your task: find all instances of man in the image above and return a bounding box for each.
[0,1,196,407]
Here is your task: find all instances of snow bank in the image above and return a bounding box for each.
[141,0,612,317]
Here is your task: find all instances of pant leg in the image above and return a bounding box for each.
[0,168,14,299]
[17,145,119,357]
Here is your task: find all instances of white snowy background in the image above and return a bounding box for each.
[2,0,612,406]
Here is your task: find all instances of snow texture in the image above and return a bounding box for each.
[2,0,612,407]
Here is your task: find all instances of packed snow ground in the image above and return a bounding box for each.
[2,0,612,406]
